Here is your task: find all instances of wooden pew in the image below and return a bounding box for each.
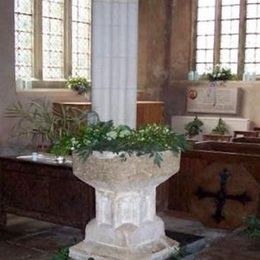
[233,137,260,144]
[203,134,232,142]
[168,141,260,228]
[233,130,260,138]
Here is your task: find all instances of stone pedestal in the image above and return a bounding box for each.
[69,151,180,260]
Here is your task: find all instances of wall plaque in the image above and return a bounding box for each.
[187,87,239,114]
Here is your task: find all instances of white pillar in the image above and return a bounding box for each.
[92,0,138,128]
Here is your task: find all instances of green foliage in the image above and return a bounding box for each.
[184,116,204,138]
[244,216,260,240]
[211,118,229,135]
[201,64,235,82]
[52,248,94,260]
[66,76,91,95]
[52,247,71,260]
[52,121,188,167]
[5,99,86,150]
[167,247,187,260]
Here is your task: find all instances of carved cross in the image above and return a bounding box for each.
[195,168,251,223]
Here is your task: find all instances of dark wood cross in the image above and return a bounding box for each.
[195,168,251,223]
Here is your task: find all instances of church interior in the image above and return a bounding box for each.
[0,0,260,259]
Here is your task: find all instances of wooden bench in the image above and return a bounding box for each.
[202,134,232,142]
[233,130,260,138]
[233,137,260,144]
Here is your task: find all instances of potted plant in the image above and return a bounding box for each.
[203,118,232,142]
[184,116,204,141]
[5,99,86,152]
[66,76,91,95]
[53,121,188,259]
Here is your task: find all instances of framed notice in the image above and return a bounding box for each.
[187,87,239,114]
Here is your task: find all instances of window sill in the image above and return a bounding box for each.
[16,88,71,93]
[171,80,260,87]
[16,79,67,90]
[16,88,91,102]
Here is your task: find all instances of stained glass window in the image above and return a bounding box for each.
[245,0,260,74]
[15,0,34,80]
[72,0,91,79]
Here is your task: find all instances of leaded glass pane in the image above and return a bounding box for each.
[220,1,240,74]
[15,0,33,80]
[42,0,64,79]
[196,1,215,75]
[245,0,260,74]
[222,0,240,6]
[72,0,91,79]
[198,0,215,8]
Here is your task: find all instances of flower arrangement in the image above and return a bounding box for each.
[184,116,204,138]
[211,118,229,135]
[51,120,188,167]
[201,64,235,82]
[66,76,91,95]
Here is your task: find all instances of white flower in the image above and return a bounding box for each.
[106,131,117,140]
[119,129,131,138]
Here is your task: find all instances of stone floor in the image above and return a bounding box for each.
[0,213,259,259]
[196,234,260,260]
[0,214,83,260]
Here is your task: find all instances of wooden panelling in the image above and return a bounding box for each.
[0,157,95,230]
[53,101,165,128]
[168,142,260,216]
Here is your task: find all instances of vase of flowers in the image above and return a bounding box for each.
[203,118,232,142]
[184,116,204,142]
[200,65,236,106]
[66,76,91,96]
[201,64,235,85]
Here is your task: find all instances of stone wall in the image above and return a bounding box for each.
[0,0,260,148]
[138,0,173,100]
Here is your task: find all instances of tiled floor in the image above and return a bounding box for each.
[0,213,260,260]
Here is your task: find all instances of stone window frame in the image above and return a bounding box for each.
[191,0,260,80]
[15,0,91,89]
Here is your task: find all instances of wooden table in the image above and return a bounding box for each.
[53,101,165,127]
